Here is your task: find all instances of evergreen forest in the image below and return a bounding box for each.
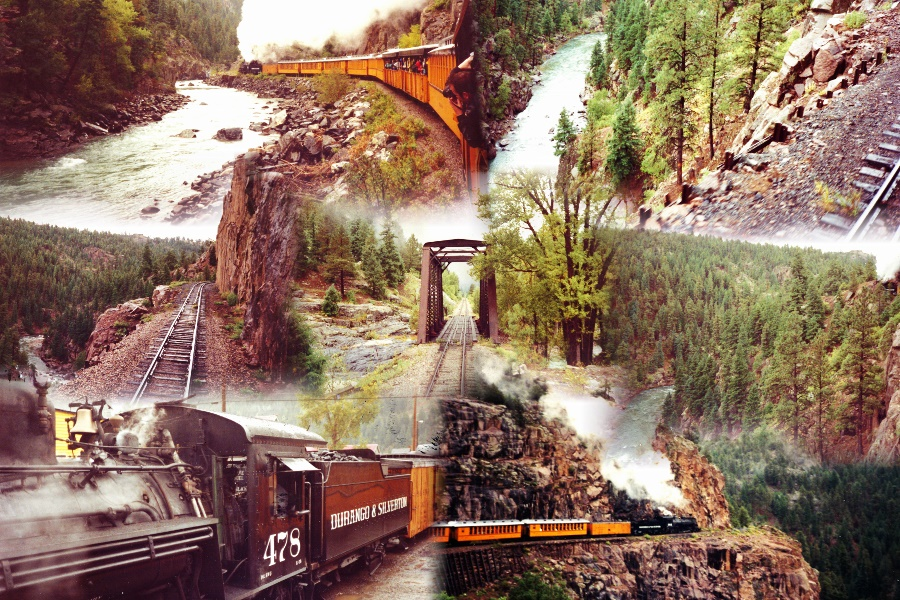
[0,218,204,366]
[0,0,242,110]
[705,429,900,600]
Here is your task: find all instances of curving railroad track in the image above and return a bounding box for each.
[128,282,208,405]
[844,118,900,241]
[425,300,477,399]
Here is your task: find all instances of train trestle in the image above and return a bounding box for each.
[416,239,499,344]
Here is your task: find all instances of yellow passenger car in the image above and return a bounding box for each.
[590,521,632,537]
[523,519,590,538]
[453,520,524,543]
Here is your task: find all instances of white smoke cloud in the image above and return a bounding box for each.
[237,0,428,61]
[542,385,687,509]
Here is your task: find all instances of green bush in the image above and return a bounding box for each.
[509,572,568,600]
[224,291,238,307]
[490,79,512,120]
[322,285,340,317]
[312,72,353,105]
[843,11,866,28]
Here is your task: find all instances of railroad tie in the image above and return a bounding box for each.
[879,143,900,153]
[860,166,887,178]
[884,131,900,139]
[853,180,880,194]
[865,154,895,169]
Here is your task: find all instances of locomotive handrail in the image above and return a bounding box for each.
[0,462,195,473]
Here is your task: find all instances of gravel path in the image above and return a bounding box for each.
[656,9,900,242]
[322,537,440,600]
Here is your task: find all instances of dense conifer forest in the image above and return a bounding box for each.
[705,430,900,600]
[0,218,204,366]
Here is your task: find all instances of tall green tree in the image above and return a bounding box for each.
[361,243,386,300]
[765,313,808,443]
[401,234,422,273]
[838,288,883,455]
[552,109,578,156]
[805,332,834,462]
[377,222,404,289]
[734,0,790,111]
[605,97,642,188]
[322,225,356,297]
[644,0,703,187]
[587,39,608,89]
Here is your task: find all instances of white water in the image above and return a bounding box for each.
[0,81,278,240]
[489,32,606,179]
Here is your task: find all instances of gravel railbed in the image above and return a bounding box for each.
[657,9,900,242]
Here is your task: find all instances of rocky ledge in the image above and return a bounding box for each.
[526,528,819,600]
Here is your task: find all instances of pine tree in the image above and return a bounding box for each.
[765,313,808,443]
[348,219,375,262]
[322,225,356,297]
[322,285,340,317]
[587,39,608,88]
[377,222,404,289]
[553,109,578,156]
[734,0,790,111]
[838,288,883,456]
[644,0,703,187]
[361,243,386,300]
[401,234,422,273]
[605,98,642,187]
[805,332,834,462]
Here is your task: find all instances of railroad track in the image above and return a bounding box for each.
[843,119,900,241]
[425,300,477,399]
[129,282,209,405]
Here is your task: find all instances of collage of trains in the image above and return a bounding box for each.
[0,377,700,600]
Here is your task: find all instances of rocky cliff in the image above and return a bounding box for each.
[867,322,900,463]
[442,396,731,529]
[654,427,731,529]
[519,528,818,599]
[216,151,300,371]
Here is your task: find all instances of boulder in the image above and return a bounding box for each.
[173,129,197,138]
[810,0,833,11]
[270,109,287,128]
[141,205,160,214]
[813,48,841,82]
[214,127,243,141]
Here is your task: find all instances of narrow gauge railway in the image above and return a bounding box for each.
[424,301,477,399]
[129,282,208,404]
[845,116,900,241]
[433,517,700,596]
[258,1,486,193]
[0,379,442,600]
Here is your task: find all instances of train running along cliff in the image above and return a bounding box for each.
[256,1,487,194]
[0,377,440,600]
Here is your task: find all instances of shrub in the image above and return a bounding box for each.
[490,78,511,120]
[322,285,340,317]
[312,72,353,105]
[224,291,238,307]
[844,11,866,29]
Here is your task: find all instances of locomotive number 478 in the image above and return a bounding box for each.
[263,528,302,567]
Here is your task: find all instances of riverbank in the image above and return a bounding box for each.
[482,14,605,155]
[0,91,190,162]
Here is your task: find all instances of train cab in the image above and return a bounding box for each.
[452,520,524,543]
[590,521,632,536]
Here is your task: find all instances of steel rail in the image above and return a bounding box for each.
[129,283,202,406]
[184,283,207,399]
[846,151,900,241]
[459,301,469,398]
[424,308,461,398]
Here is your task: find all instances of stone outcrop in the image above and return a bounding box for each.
[83,300,150,366]
[730,6,892,155]
[654,427,731,529]
[443,398,616,522]
[528,528,819,600]
[867,322,900,463]
[216,151,300,371]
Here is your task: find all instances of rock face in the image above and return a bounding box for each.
[214,127,243,141]
[654,428,731,529]
[523,529,819,599]
[83,300,150,366]
[216,152,300,371]
[867,323,900,464]
[443,398,616,522]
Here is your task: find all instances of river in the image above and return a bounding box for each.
[0,81,277,240]
[544,385,687,507]
[489,32,606,179]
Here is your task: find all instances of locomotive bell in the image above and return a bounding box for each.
[71,407,99,435]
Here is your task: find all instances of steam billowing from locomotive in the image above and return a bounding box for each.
[237,0,429,61]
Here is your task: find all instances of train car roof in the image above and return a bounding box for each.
[121,404,326,455]
[380,44,439,58]
[429,44,455,54]
[439,520,524,526]
[521,519,591,524]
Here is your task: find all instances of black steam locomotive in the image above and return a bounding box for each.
[238,60,262,75]
[0,379,418,599]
